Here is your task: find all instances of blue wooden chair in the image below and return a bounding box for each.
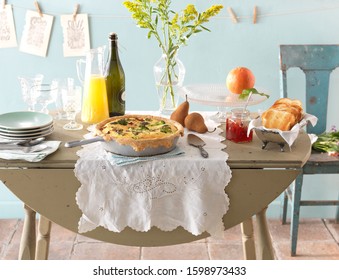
[279,44,339,256]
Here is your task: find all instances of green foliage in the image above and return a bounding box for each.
[238,88,270,100]
[123,0,223,56]
[312,131,339,155]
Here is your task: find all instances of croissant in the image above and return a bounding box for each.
[261,98,303,131]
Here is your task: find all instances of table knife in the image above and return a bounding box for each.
[187,134,209,158]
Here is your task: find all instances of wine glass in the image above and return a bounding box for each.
[61,86,83,130]
[18,74,44,111]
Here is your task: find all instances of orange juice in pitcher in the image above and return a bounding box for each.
[81,75,109,124]
[76,46,109,124]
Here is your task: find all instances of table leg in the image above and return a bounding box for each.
[240,218,256,260]
[255,207,275,260]
[19,204,36,260]
[35,216,52,260]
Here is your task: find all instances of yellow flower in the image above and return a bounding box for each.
[180,4,198,23]
[200,5,223,23]
[124,0,223,53]
[171,13,179,29]
[185,4,198,17]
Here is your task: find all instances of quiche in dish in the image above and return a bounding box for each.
[95,114,184,153]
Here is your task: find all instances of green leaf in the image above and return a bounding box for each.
[238,88,270,100]
[200,25,211,32]
[147,30,153,39]
[117,119,128,126]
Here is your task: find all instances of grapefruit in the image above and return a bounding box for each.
[226,67,255,94]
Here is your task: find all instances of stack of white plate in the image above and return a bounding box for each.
[0,111,54,140]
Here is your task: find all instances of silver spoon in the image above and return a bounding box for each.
[243,91,253,113]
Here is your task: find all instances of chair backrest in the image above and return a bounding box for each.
[279,44,339,134]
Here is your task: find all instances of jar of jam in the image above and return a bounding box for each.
[226,108,253,143]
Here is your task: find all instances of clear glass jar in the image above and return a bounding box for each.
[226,108,253,143]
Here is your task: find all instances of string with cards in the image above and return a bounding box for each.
[6,2,339,22]
[1,1,339,56]
[0,1,88,57]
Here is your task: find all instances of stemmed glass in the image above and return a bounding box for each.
[61,85,83,130]
[18,74,44,111]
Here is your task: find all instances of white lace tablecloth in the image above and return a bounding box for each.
[74,115,232,237]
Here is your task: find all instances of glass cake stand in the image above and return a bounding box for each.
[178,83,269,122]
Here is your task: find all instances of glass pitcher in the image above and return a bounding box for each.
[76,46,109,124]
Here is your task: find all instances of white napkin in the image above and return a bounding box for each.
[107,146,185,166]
[308,134,318,144]
[248,113,318,147]
[0,141,61,162]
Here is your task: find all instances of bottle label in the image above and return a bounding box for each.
[120,90,126,102]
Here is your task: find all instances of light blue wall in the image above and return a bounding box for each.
[1,0,339,219]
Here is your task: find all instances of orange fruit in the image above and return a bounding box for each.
[226,67,255,94]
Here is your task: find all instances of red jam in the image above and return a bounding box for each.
[226,109,253,143]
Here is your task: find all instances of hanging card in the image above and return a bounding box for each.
[0,5,18,48]
[19,10,54,57]
[60,14,90,57]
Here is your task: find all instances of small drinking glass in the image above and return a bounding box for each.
[53,78,75,120]
[62,86,83,130]
[33,84,58,114]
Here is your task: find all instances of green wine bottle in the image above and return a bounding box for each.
[106,33,125,116]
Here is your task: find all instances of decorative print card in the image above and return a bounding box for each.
[60,14,90,57]
[19,10,54,57]
[0,5,17,48]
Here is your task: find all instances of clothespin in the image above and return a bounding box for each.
[227,7,238,24]
[253,6,258,24]
[73,4,79,21]
[34,1,43,17]
[2,0,6,10]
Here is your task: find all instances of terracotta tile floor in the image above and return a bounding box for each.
[0,218,338,260]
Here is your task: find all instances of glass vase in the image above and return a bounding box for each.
[153,53,185,115]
